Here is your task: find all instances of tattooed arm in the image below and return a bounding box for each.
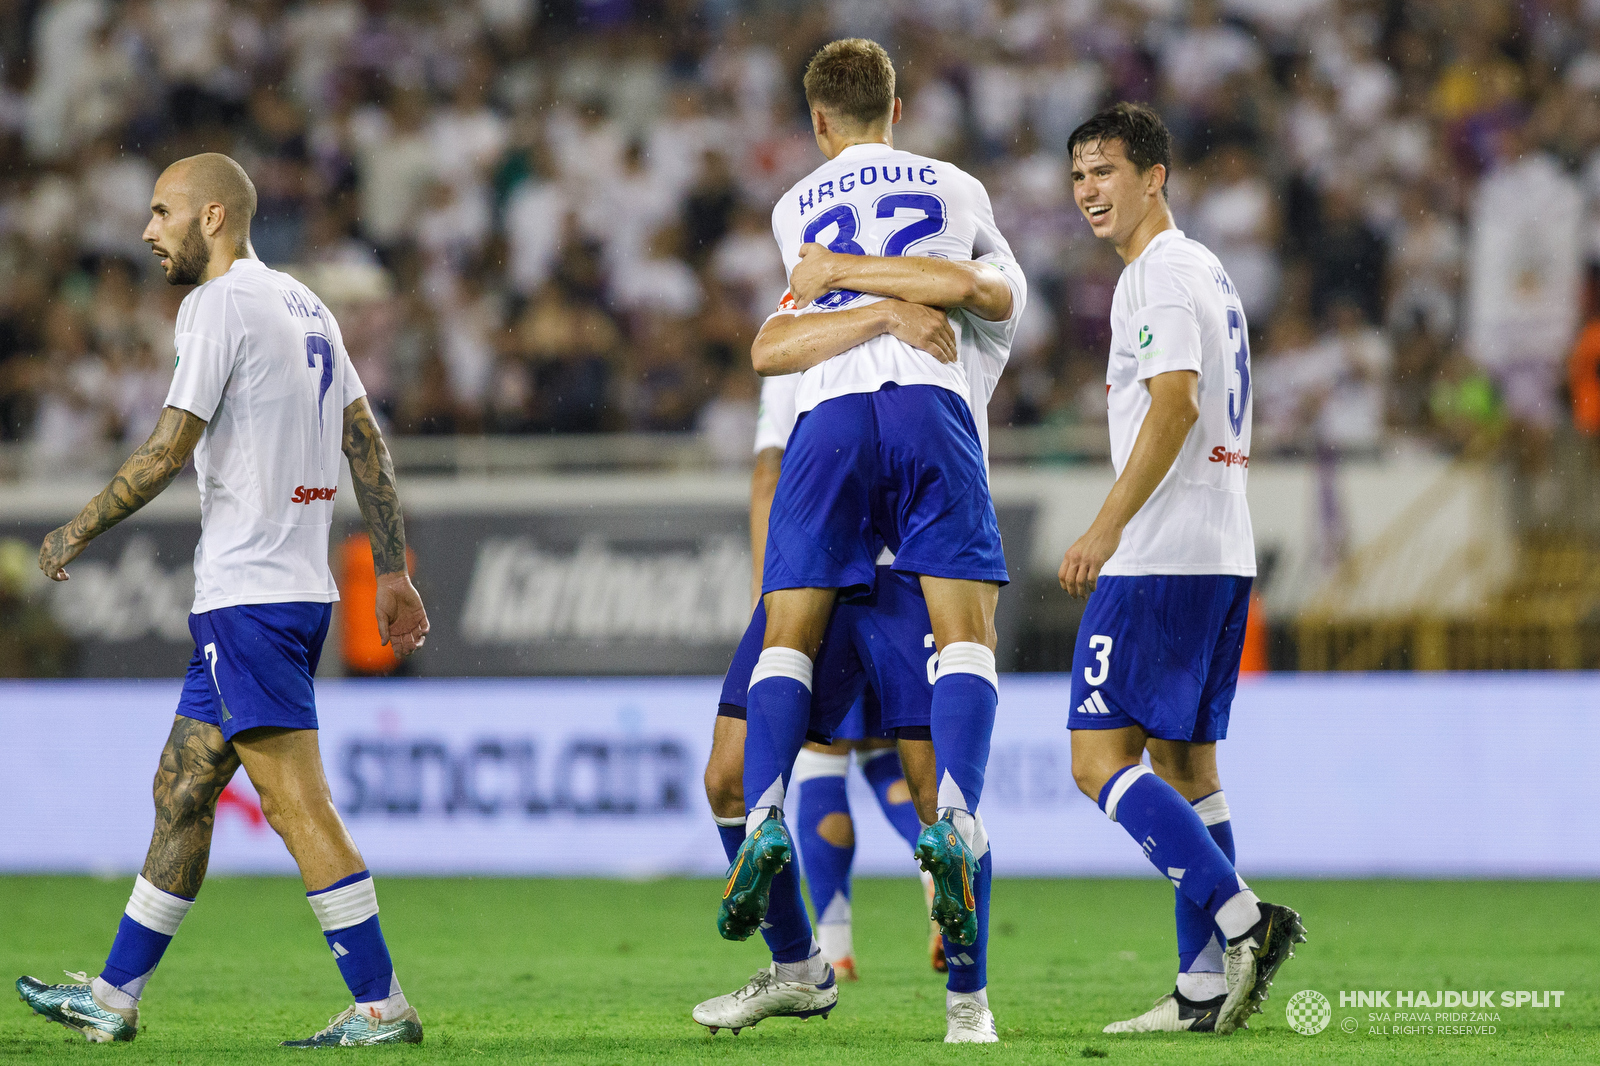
[342,396,429,655]
[38,405,207,581]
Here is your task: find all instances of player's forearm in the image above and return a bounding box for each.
[1090,375,1199,534]
[750,447,781,604]
[57,407,205,549]
[342,398,409,576]
[826,256,1012,321]
[751,305,892,375]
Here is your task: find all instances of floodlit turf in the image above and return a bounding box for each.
[1,876,1594,1063]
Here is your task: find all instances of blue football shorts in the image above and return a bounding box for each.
[176,602,333,741]
[763,383,1008,598]
[1067,575,1252,743]
[719,567,935,740]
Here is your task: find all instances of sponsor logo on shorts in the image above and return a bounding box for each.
[291,485,338,504]
[1209,446,1249,468]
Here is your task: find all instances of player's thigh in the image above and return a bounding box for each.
[1069,723,1149,799]
[1146,739,1220,801]
[231,726,338,825]
[918,575,999,651]
[761,586,838,657]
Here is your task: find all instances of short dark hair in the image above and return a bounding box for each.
[803,38,896,127]
[1067,103,1173,196]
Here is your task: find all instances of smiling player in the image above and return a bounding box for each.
[16,154,429,1048]
[1058,104,1305,1036]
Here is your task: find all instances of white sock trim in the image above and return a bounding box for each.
[126,875,193,937]
[712,814,746,828]
[1214,887,1261,940]
[1192,790,1231,826]
[1103,764,1153,822]
[750,646,813,691]
[307,875,380,932]
[948,987,990,1011]
[791,748,849,784]
[854,747,897,769]
[1177,970,1226,1001]
[92,975,139,1009]
[934,642,998,691]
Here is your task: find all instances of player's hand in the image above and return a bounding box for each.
[1059,523,1123,599]
[789,243,844,308]
[375,571,430,656]
[882,300,957,364]
[38,524,86,581]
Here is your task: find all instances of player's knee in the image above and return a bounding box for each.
[1070,751,1117,801]
[154,772,221,828]
[817,811,854,848]
[703,760,744,819]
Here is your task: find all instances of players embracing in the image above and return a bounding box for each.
[697,38,1027,1044]
[1059,103,1305,1036]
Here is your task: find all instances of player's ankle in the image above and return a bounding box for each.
[772,950,829,986]
[357,990,411,1023]
[947,987,989,1011]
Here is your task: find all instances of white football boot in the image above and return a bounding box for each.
[1218,902,1307,1035]
[945,997,998,1043]
[692,963,837,1035]
[1103,989,1225,1033]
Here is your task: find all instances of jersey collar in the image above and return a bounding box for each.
[1131,227,1184,261]
[834,141,894,162]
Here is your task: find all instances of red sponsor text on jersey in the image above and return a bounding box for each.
[291,485,337,504]
[1209,446,1249,468]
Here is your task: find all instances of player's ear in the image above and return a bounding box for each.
[203,201,226,238]
[1147,164,1167,199]
[890,98,902,125]
[811,107,828,138]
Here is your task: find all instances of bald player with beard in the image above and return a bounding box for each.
[16,154,430,1048]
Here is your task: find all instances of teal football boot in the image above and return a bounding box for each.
[717,807,792,942]
[915,810,979,946]
[16,972,138,1043]
[280,1003,424,1047]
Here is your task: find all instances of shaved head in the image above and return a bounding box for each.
[162,153,257,242]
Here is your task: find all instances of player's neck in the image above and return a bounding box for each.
[820,128,892,160]
[1114,204,1176,265]
[200,241,258,284]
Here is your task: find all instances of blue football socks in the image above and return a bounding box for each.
[858,748,922,850]
[1099,767,1261,940]
[943,849,992,993]
[306,871,408,1014]
[743,648,813,830]
[95,876,194,1008]
[1175,791,1234,999]
[792,749,855,963]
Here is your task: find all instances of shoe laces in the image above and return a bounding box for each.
[948,1000,992,1031]
[315,1004,363,1035]
[733,970,776,1001]
[64,971,90,985]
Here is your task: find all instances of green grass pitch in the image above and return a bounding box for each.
[1,876,1593,1063]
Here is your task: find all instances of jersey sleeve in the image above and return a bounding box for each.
[753,372,800,453]
[328,311,367,404]
[1128,254,1204,382]
[959,251,1028,346]
[164,283,237,421]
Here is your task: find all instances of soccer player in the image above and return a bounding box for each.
[694,368,944,1034]
[16,154,430,1047]
[1057,104,1304,1036]
[716,38,1027,1040]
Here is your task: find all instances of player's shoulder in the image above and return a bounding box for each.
[1130,230,1224,303]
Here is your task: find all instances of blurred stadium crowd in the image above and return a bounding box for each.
[1,0,1600,470]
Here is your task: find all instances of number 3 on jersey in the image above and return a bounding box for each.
[1084,634,1113,686]
[1225,307,1250,439]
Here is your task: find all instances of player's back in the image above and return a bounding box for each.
[1102,229,1254,577]
[166,259,364,612]
[771,143,1016,416]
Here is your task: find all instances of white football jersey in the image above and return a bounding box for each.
[1100,229,1255,577]
[164,258,366,612]
[761,258,1025,466]
[770,141,1020,417]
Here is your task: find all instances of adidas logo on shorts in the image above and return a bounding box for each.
[1077,690,1113,716]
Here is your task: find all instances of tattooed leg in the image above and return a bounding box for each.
[139,715,240,898]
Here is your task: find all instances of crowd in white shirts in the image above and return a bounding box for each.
[1,0,1599,468]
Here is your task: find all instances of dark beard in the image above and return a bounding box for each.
[165,217,211,285]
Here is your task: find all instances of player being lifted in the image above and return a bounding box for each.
[695,369,943,1034]
[16,155,430,1047]
[1057,104,1304,1036]
[713,38,1025,1043]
